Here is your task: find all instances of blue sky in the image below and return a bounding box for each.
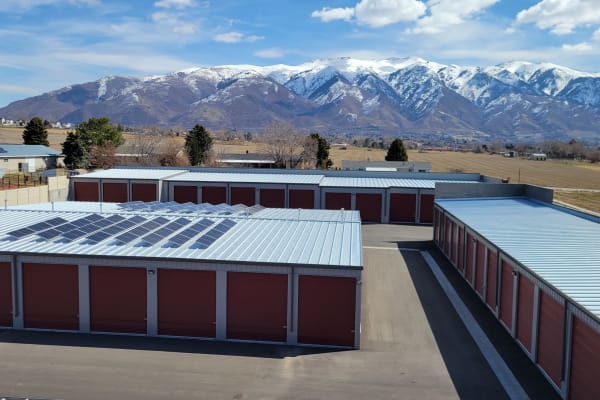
[1,0,600,107]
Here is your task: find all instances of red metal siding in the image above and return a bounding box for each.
[158,269,216,338]
[516,276,534,352]
[131,183,157,202]
[444,219,452,257]
[174,185,198,204]
[475,242,486,296]
[450,223,457,266]
[90,266,147,334]
[325,192,351,210]
[537,291,565,386]
[102,182,128,203]
[259,188,285,208]
[230,187,256,206]
[433,208,440,243]
[569,317,600,400]
[201,186,226,204]
[227,272,288,342]
[499,260,515,330]
[486,249,498,309]
[419,194,434,223]
[355,193,382,223]
[465,233,474,284]
[0,262,12,326]
[457,226,464,272]
[298,275,356,347]
[289,189,314,209]
[22,263,79,330]
[74,181,99,202]
[390,193,416,223]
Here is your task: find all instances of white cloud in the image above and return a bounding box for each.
[594,28,600,41]
[214,32,264,43]
[412,0,499,34]
[152,11,198,35]
[312,0,426,27]
[516,0,600,35]
[562,42,594,52]
[0,0,97,12]
[255,48,284,58]
[154,0,196,9]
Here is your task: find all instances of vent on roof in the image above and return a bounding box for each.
[0,148,6,153]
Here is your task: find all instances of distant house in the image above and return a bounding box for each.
[528,153,547,161]
[0,145,61,172]
[216,153,277,168]
[342,160,432,173]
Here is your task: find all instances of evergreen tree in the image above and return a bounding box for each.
[62,131,87,169]
[61,117,123,169]
[185,124,213,166]
[310,133,333,169]
[76,117,124,148]
[385,138,408,161]
[22,117,49,146]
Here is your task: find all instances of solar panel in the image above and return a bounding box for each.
[106,215,125,223]
[0,148,6,153]
[8,217,69,238]
[192,219,237,250]
[165,218,214,247]
[138,217,190,245]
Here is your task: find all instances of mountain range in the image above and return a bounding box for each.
[2,57,600,143]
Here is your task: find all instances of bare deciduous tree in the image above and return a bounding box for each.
[262,122,304,168]
[89,144,118,169]
[159,139,189,167]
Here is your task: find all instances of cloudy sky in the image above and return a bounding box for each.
[1,0,600,107]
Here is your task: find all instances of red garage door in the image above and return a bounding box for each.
[22,263,79,330]
[90,266,146,334]
[457,226,464,272]
[174,185,198,204]
[298,275,356,347]
[419,194,434,224]
[158,269,216,338]
[131,183,157,202]
[355,193,382,223]
[231,187,255,206]
[102,182,128,203]
[74,181,99,201]
[537,291,565,386]
[475,242,486,296]
[227,272,288,342]
[202,186,227,204]
[499,261,515,330]
[325,192,351,210]
[390,193,416,223]
[516,276,534,352]
[0,262,12,327]
[260,188,285,208]
[569,317,600,400]
[289,189,314,209]
[486,249,498,309]
[465,233,474,284]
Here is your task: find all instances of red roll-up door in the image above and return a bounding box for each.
[499,260,515,330]
[355,193,382,223]
[174,185,198,204]
[419,194,434,224]
[231,187,255,206]
[260,188,285,208]
[465,233,474,284]
[475,241,485,296]
[0,262,12,327]
[289,189,314,209]
[444,219,452,257]
[516,275,534,352]
[102,182,128,203]
[131,183,157,202]
[298,275,356,347]
[325,192,351,210]
[390,193,416,223]
[486,249,498,309]
[22,263,79,330]
[457,226,464,272]
[202,186,227,204]
[158,269,216,338]
[90,266,146,334]
[227,272,288,342]
[569,317,600,400]
[536,292,565,386]
[74,181,99,201]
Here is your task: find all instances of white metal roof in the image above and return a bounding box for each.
[166,172,324,185]
[74,168,188,180]
[436,197,600,320]
[0,144,60,157]
[320,177,477,189]
[0,202,362,268]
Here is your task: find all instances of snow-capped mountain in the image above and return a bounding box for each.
[2,57,600,143]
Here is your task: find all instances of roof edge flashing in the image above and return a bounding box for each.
[435,182,553,203]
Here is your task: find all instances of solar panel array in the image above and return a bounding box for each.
[193,219,237,250]
[117,201,263,216]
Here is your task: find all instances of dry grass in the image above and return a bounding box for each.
[553,192,600,215]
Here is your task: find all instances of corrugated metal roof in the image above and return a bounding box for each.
[74,168,187,180]
[166,172,324,185]
[0,202,362,268]
[321,177,477,189]
[0,145,60,157]
[436,197,600,319]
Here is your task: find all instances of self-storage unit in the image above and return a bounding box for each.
[434,191,600,399]
[0,201,362,348]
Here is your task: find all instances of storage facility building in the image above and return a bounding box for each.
[433,185,600,400]
[0,201,362,348]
